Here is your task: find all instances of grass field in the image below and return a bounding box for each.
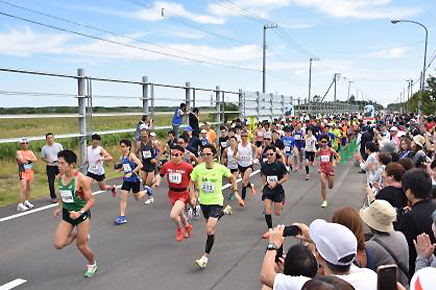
[0,112,225,207]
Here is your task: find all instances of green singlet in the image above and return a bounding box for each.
[58,172,86,212]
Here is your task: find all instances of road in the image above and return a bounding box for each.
[0,161,366,290]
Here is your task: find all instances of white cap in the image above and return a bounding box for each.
[201,129,207,134]
[309,219,357,266]
[149,132,156,137]
[410,267,436,290]
[139,124,148,131]
[19,138,29,144]
[389,126,398,131]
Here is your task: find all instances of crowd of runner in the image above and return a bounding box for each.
[13,104,436,289]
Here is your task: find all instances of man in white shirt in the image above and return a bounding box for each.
[260,220,377,290]
[41,133,63,202]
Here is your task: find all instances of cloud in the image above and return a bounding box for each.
[134,1,226,25]
[366,47,408,59]
[0,26,72,56]
[168,30,208,40]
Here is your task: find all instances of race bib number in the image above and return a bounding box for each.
[321,155,330,163]
[201,182,215,193]
[123,163,132,173]
[267,176,278,184]
[285,146,291,152]
[23,163,33,170]
[60,190,74,203]
[240,155,250,161]
[295,134,301,140]
[169,172,182,184]
[221,142,228,148]
[90,164,98,171]
[142,150,152,159]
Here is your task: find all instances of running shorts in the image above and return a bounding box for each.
[238,164,253,174]
[200,204,223,219]
[142,162,156,173]
[168,191,189,206]
[305,151,315,162]
[262,185,285,203]
[19,170,34,182]
[319,167,335,177]
[62,208,91,227]
[121,180,141,193]
[230,168,239,173]
[86,171,105,182]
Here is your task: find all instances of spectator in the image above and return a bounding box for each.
[332,207,368,268]
[411,135,430,169]
[188,107,200,138]
[414,210,436,271]
[398,169,436,276]
[172,103,187,139]
[41,133,63,202]
[360,200,409,286]
[301,276,355,290]
[399,137,413,159]
[398,157,414,172]
[204,122,217,144]
[409,267,436,290]
[390,126,400,147]
[260,222,377,290]
[362,142,381,186]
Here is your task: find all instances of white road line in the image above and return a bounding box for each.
[0,170,262,224]
[0,279,27,290]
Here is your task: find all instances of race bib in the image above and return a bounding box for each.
[89,164,98,170]
[23,163,33,170]
[295,134,301,140]
[142,150,152,159]
[202,182,215,193]
[240,155,250,161]
[221,142,228,148]
[60,190,74,203]
[267,176,278,184]
[123,163,132,173]
[169,172,182,184]
[285,146,291,152]
[321,155,330,163]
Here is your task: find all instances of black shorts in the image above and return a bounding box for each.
[230,168,239,173]
[142,162,156,173]
[262,186,285,203]
[238,164,253,174]
[121,180,141,193]
[305,151,315,162]
[62,208,91,227]
[200,204,223,219]
[86,171,105,182]
[255,141,263,148]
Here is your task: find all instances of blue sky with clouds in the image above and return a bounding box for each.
[0,0,434,107]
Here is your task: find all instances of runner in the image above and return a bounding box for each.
[314,135,341,208]
[137,130,162,205]
[16,138,37,211]
[84,134,117,197]
[189,144,240,268]
[53,149,97,278]
[237,130,258,203]
[114,139,147,225]
[293,123,305,171]
[152,145,193,242]
[281,127,295,171]
[221,136,239,201]
[218,126,229,161]
[304,128,317,181]
[260,145,289,238]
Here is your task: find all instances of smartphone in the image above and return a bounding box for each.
[275,245,283,263]
[283,225,302,237]
[377,264,397,290]
[368,182,373,189]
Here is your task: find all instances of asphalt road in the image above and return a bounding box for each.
[0,161,366,290]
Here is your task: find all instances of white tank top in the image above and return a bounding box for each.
[226,147,238,170]
[87,146,105,175]
[237,143,253,167]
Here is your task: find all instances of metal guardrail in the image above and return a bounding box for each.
[0,67,359,169]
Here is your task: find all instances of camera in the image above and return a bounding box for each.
[113,163,123,170]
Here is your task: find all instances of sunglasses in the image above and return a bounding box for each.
[177,142,184,145]
[120,144,126,148]
[265,138,271,141]
[21,142,29,145]
[241,135,248,138]
[172,152,181,157]
[321,141,327,143]
[267,153,275,156]
[203,152,213,156]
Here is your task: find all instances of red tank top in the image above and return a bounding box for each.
[319,148,334,170]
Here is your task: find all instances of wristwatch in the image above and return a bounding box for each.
[267,242,279,251]
[79,210,85,215]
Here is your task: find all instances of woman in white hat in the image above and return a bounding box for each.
[16,138,37,211]
[360,200,410,286]
[411,135,430,169]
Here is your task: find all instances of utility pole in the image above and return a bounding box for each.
[262,24,278,93]
[308,57,320,101]
[407,79,412,114]
[347,80,353,102]
[333,73,340,102]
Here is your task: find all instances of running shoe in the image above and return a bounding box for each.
[195,256,208,268]
[321,200,328,208]
[176,227,184,242]
[114,216,127,225]
[24,200,34,209]
[111,185,117,198]
[305,174,310,181]
[144,196,154,205]
[228,191,235,200]
[185,207,193,220]
[250,184,256,196]
[84,263,97,278]
[223,205,233,215]
[17,203,28,212]
[193,205,201,219]
[184,224,193,238]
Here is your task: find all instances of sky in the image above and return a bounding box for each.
[0,0,435,108]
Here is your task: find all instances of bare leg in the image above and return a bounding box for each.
[54,220,75,249]
[120,190,129,216]
[170,200,186,227]
[76,220,95,264]
[320,173,327,201]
